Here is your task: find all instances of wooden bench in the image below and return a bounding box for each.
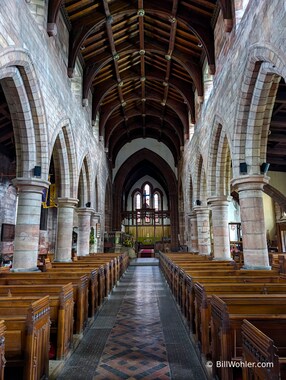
[210,294,286,380]
[0,296,50,380]
[241,319,286,380]
[178,271,283,328]
[49,260,112,297]
[0,273,89,335]
[0,320,5,379]
[194,282,286,359]
[80,252,129,279]
[81,256,118,287]
[44,266,99,317]
[171,262,237,313]
[0,284,74,360]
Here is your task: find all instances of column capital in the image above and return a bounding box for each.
[230,175,269,192]
[91,213,100,224]
[57,197,78,208]
[77,207,94,216]
[12,177,50,192]
[193,206,209,214]
[207,195,232,206]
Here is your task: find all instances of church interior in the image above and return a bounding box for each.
[0,0,286,379]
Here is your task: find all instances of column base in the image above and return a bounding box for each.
[11,266,40,272]
[212,257,234,261]
[241,265,272,270]
[53,259,73,263]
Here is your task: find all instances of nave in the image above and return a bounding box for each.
[55,260,207,380]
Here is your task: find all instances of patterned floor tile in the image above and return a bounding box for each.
[56,266,207,380]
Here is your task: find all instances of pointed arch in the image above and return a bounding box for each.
[0,48,49,178]
[77,153,93,207]
[208,116,232,197]
[233,44,286,176]
[193,153,207,205]
[50,120,78,198]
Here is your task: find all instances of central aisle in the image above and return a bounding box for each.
[56,265,207,380]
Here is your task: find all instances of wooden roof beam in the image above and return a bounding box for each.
[47,0,63,36]
[218,0,234,32]
[92,71,195,123]
[104,101,185,145]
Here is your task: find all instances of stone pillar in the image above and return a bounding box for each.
[77,208,93,256]
[194,206,211,255]
[189,212,199,252]
[12,177,50,271]
[91,213,100,253]
[55,198,78,262]
[231,175,270,269]
[208,196,232,260]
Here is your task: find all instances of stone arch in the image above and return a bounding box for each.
[233,44,286,176]
[178,178,185,245]
[208,116,232,197]
[104,178,112,233]
[93,176,99,212]
[189,175,194,210]
[193,152,207,205]
[92,161,98,209]
[0,48,49,178]
[113,148,179,248]
[50,120,78,199]
[77,153,93,207]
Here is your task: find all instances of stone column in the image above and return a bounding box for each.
[194,206,211,255]
[55,198,78,262]
[189,212,199,252]
[91,213,100,253]
[12,177,50,271]
[77,208,93,256]
[208,196,232,260]
[231,175,270,269]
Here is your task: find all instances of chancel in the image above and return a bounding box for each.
[0,0,286,379]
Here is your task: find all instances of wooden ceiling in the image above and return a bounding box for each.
[0,1,285,174]
[48,0,234,166]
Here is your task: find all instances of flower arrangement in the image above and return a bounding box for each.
[123,237,133,247]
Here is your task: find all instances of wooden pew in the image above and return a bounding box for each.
[241,319,286,380]
[49,261,109,291]
[44,266,99,317]
[49,261,111,297]
[194,282,286,359]
[0,296,50,380]
[180,271,283,329]
[0,273,89,335]
[210,294,286,380]
[0,284,74,360]
[78,252,129,280]
[0,320,5,379]
[171,262,237,313]
[44,259,106,308]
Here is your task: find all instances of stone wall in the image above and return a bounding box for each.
[0,0,109,256]
[0,153,17,259]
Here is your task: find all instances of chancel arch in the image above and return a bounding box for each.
[113,148,179,249]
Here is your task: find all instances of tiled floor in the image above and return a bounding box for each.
[56,264,207,380]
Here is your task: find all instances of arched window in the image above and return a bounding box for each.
[134,191,142,224]
[135,192,141,209]
[143,183,151,208]
[154,191,161,223]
